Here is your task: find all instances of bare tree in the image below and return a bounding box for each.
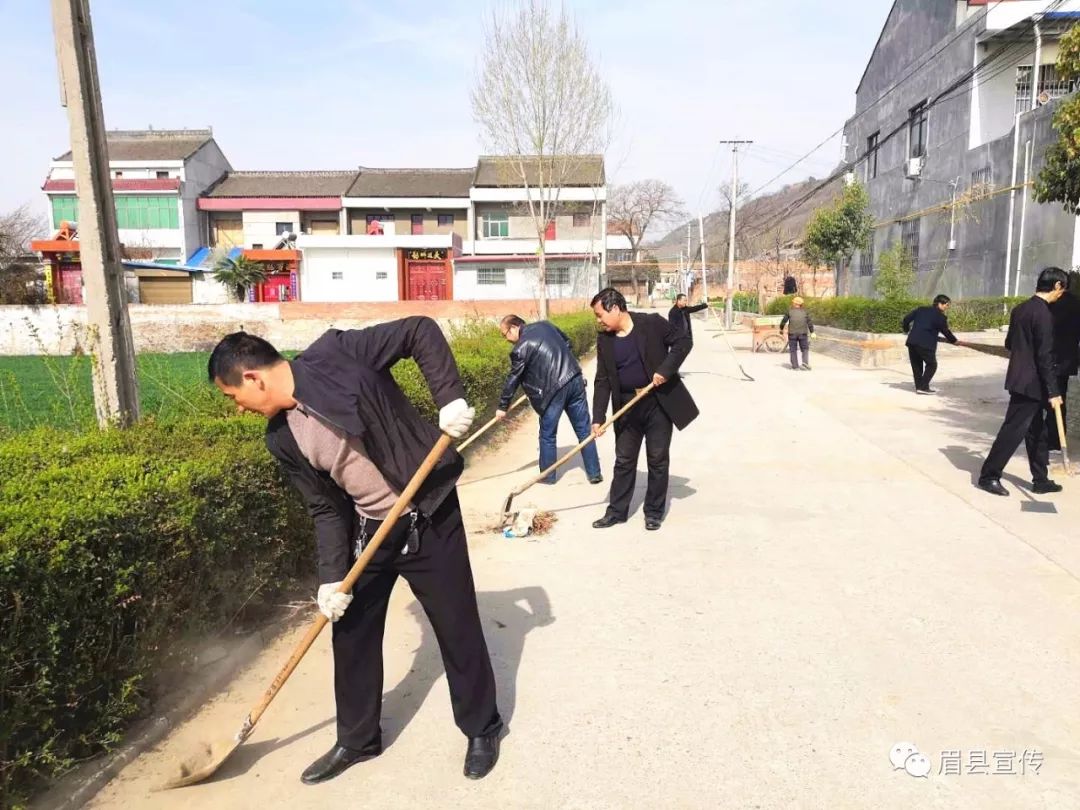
[471,0,613,318]
[0,204,48,259]
[0,204,49,305]
[609,180,686,304]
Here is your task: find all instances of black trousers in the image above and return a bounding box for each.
[979,393,1050,485]
[605,394,674,522]
[788,334,809,368]
[331,492,502,749]
[1047,375,1070,451]
[908,345,938,391]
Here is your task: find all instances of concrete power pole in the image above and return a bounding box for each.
[721,140,753,328]
[51,0,140,427]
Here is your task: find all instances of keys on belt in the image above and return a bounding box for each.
[355,510,422,557]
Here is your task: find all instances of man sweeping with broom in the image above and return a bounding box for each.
[978,267,1069,496]
[207,318,503,784]
[589,288,698,531]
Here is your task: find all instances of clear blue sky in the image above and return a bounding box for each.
[1,0,890,225]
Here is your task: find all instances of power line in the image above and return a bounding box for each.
[740,0,1012,201]
[743,7,1062,242]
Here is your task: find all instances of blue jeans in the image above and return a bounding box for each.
[539,376,601,482]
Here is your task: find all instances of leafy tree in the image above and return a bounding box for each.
[213,253,266,302]
[802,180,873,296]
[873,242,916,301]
[1034,23,1080,211]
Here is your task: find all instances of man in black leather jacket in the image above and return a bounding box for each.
[496,315,602,485]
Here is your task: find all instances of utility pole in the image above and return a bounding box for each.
[698,213,709,304]
[685,223,691,296]
[721,139,753,328]
[51,0,139,427]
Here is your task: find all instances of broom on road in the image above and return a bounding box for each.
[500,383,656,522]
[162,433,455,789]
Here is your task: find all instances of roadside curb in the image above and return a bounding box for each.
[32,625,279,810]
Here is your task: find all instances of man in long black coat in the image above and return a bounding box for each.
[978,268,1068,496]
[1049,282,1080,451]
[668,293,710,343]
[207,317,503,784]
[589,288,698,531]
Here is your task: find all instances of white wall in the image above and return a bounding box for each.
[974,40,1061,148]
[117,229,184,250]
[242,210,300,247]
[300,246,399,302]
[986,1,1080,31]
[454,261,597,301]
[192,272,233,304]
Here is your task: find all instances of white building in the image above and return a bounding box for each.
[37,129,231,304]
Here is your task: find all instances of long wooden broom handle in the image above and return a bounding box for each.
[1052,400,1071,477]
[508,382,656,499]
[457,394,528,452]
[240,432,455,737]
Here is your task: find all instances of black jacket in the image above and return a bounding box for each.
[593,312,698,430]
[264,317,465,584]
[902,306,957,350]
[667,302,709,340]
[498,321,583,414]
[1004,296,1060,401]
[1051,292,1080,377]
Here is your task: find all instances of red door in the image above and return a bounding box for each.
[259,273,292,302]
[544,220,556,240]
[411,214,424,235]
[59,266,83,304]
[407,261,448,300]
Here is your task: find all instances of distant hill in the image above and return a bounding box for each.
[651,176,843,263]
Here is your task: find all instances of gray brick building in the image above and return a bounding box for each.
[843,0,1080,298]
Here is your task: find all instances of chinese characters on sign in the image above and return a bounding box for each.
[407,249,447,261]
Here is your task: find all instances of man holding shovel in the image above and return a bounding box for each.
[495,314,603,485]
[978,267,1069,496]
[589,288,698,531]
[208,317,503,784]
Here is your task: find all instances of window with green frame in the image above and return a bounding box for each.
[50,194,179,229]
[482,212,509,238]
[51,196,79,228]
[115,195,179,229]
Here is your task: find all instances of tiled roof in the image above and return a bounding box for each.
[345,167,474,198]
[474,155,605,187]
[53,129,214,162]
[206,171,359,198]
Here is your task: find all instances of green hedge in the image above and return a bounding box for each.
[763,295,1026,333]
[0,312,596,806]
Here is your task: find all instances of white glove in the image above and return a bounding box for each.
[438,397,475,438]
[317,582,353,622]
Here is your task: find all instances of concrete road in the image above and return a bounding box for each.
[88,321,1080,809]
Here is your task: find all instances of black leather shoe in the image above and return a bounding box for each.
[588,474,604,484]
[301,742,382,785]
[1032,479,1064,494]
[645,517,662,531]
[464,732,500,780]
[592,514,626,529]
[977,479,1009,497]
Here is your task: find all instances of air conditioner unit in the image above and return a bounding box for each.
[905,156,924,178]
